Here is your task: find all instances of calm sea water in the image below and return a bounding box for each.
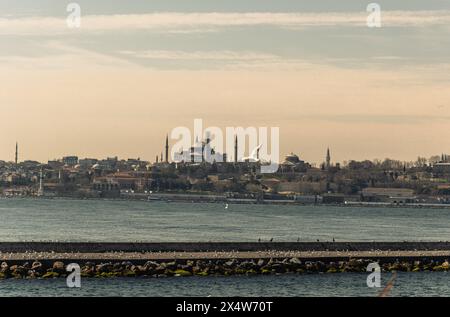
[0,272,449,297]
[0,198,449,242]
[1,198,450,296]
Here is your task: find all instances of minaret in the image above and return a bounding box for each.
[37,168,44,197]
[15,142,18,165]
[160,151,163,163]
[156,155,159,164]
[326,148,331,169]
[165,134,169,163]
[234,135,238,163]
[204,132,211,163]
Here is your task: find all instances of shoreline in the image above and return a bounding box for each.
[2,195,450,209]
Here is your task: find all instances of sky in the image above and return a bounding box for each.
[1,0,450,164]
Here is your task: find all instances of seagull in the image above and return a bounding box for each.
[225,203,229,209]
[242,144,263,162]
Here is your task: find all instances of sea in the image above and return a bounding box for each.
[1,197,450,297]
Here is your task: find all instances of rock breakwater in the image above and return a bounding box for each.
[1,257,449,279]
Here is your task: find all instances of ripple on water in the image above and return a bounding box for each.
[0,198,450,242]
[0,272,449,297]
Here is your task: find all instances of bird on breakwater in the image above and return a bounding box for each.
[270,238,273,242]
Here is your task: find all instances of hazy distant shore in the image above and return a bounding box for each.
[3,194,450,209]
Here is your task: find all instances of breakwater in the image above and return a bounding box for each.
[0,242,450,278]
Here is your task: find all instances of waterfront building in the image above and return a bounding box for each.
[433,162,450,174]
[361,188,416,203]
[62,156,78,166]
[47,160,64,170]
[79,158,98,169]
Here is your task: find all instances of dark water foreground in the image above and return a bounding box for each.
[0,272,449,297]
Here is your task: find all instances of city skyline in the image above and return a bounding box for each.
[3,139,449,166]
[1,0,450,163]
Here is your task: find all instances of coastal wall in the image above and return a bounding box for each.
[2,242,450,278]
[1,241,450,253]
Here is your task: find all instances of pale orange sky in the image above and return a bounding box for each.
[1,62,449,165]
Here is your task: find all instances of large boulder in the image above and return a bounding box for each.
[174,269,192,277]
[31,261,43,271]
[0,262,8,273]
[289,258,302,269]
[52,261,65,273]
[143,261,159,270]
[10,265,26,277]
[224,259,238,268]
[164,261,177,271]
[96,263,113,273]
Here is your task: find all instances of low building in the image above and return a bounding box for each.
[362,188,416,203]
[2,187,30,197]
[79,158,98,169]
[62,156,79,166]
[294,195,322,204]
[322,193,345,204]
[433,163,450,174]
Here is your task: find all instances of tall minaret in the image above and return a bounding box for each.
[37,168,44,197]
[234,135,238,163]
[165,134,169,163]
[326,147,331,169]
[15,142,18,165]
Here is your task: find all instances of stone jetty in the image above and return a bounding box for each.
[1,242,450,278]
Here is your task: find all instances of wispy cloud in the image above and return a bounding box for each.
[119,50,279,61]
[0,42,138,70]
[1,11,450,35]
